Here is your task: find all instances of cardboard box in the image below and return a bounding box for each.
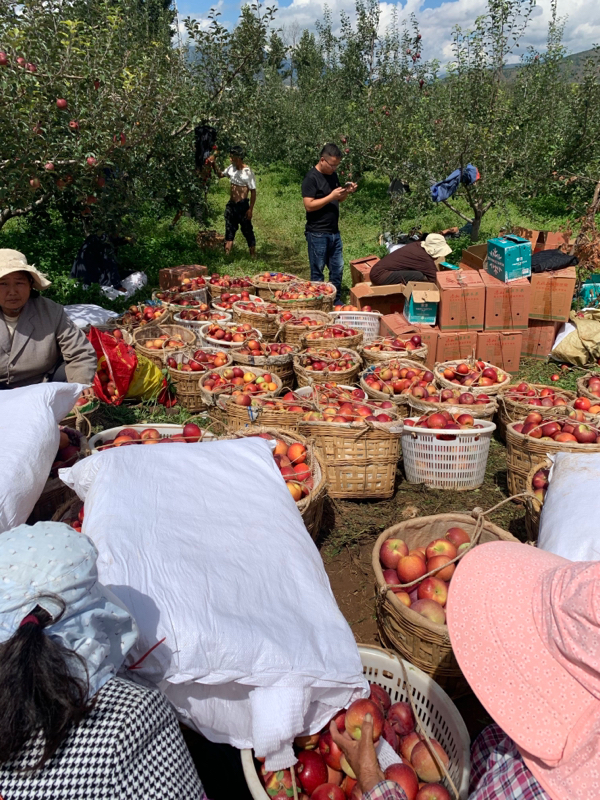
[481,272,531,331]
[350,283,406,316]
[350,255,379,286]
[538,231,573,253]
[379,314,439,367]
[509,227,542,253]
[460,244,488,271]
[159,264,207,290]
[436,270,485,331]
[521,320,561,360]
[436,331,479,363]
[529,266,576,322]
[476,331,525,373]
[487,236,532,282]
[402,282,440,325]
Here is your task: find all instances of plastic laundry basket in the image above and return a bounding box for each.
[329,310,382,342]
[241,643,471,800]
[402,418,496,490]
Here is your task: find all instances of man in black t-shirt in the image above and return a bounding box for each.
[301,143,357,304]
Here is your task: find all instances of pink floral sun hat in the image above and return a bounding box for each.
[446,541,600,800]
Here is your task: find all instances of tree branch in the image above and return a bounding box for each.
[441,199,473,224]
[0,194,48,229]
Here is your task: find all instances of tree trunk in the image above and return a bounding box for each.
[470,208,484,242]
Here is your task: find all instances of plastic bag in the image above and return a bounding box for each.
[125,354,165,401]
[88,326,138,405]
[551,310,600,366]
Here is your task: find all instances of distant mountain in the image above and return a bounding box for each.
[503,47,600,81]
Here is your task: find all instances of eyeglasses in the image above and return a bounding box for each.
[321,157,341,169]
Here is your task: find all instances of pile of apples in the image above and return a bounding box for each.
[260,691,451,800]
[179,309,229,322]
[255,271,297,284]
[50,427,82,477]
[405,411,484,434]
[139,333,186,351]
[380,526,472,627]
[581,374,600,401]
[299,349,359,373]
[212,291,253,310]
[209,274,253,290]
[513,412,600,444]
[302,384,395,423]
[154,289,204,307]
[119,304,167,328]
[236,341,295,357]
[363,335,422,354]
[304,325,359,341]
[263,435,313,501]
[96,422,205,450]
[177,276,206,290]
[235,300,279,316]
[417,388,492,407]
[573,395,600,415]
[202,368,278,402]
[279,312,325,328]
[273,281,329,302]
[440,361,506,388]
[166,349,229,372]
[96,365,120,400]
[203,323,261,344]
[363,363,436,397]
[503,382,570,408]
[233,391,315,415]
[531,466,550,503]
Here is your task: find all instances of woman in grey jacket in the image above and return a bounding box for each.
[0,249,97,389]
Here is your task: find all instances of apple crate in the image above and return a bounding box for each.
[231,300,280,339]
[576,371,600,403]
[402,418,496,491]
[293,348,362,389]
[524,457,551,542]
[28,428,88,524]
[167,349,234,413]
[88,423,216,453]
[359,336,428,366]
[407,393,498,423]
[241,643,471,800]
[329,310,382,343]
[373,515,518,699]
[496,383,575,441]
[132,324,196,367]
[251,272,300,300]
[434,359,510,396]
[224,427,326,540]
[277,311,331,347]
[359,359,429,419]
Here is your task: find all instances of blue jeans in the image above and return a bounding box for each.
[305,231,344,303]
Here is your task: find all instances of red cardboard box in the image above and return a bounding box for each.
[436,270,485,331]
[159,264,207,290]
[436,331,479,363]
[349,283,405,315]
[476,330,524,373]
[379,313,439,367]
[350,255,380,286]
[459,244,487,271]
[528,267,576,323]
[521,320,561,360]
[481,272,531,331]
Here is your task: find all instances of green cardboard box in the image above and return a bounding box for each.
[486,236,532,283]
[402,282,440,326]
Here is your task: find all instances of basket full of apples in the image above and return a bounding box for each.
[251,271,300,299]
[276,311,332,347]
[199,365,283,409]
[300,323,364,351]
[329,308,382,343]
[271,280,329,311]
[132,324,196,366]
[199,322,263,349]
[207,274,254,299]
[434,359,509,395]
[402,413,496,490]
[360,334,427,365]
[241,643,471,800]
[524,457,551,542]
[224,390,318,433]
[506,413,600,495]
[211,290,260,311]
[114,303,170,330]
[407,387,497,422]
[496,382,576,440]
[152,287,208,310]
[172,310,231,331]
[373,516,518,698]
[232,299,281,338]
[360,360,437,416]
[231,341,297,386]
[294,348,362,388]
[165,349,234,412]
[89,422,216,452]
[577,372,600,405]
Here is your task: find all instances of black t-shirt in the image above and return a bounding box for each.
[301,167,340,234]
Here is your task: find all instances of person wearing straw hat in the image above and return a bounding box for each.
[0,249,97,390]
[370,233,452,286]
[0,521,207,799]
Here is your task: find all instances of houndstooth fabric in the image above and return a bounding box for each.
[0,677,206,800]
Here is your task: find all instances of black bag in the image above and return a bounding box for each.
[531,249,578,274]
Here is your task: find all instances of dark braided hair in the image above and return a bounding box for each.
[0,597,95,769]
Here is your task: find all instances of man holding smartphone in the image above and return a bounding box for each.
[302,143,357,305]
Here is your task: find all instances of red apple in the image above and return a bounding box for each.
[417,577,448,607]
[318,732,343,771]
[425,539,456,559]
[387,701,415,736]
[399,732,423,761]
[380,538,409,569]
[182,422,202,442]
[415,784,452,800]
[384,763,419,800]
[397,555,426,584]
[295,733,321,750]
[344,699,384,742]
[311,785,345,800]
[445,527,470,548]
[369,683,391,713]
[411,599,446,625]
[382,720,398,751]
[426,555,455,582]
[411,740,450,783]
[296,750,328,795]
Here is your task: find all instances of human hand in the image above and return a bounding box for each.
[82,387,96,399]
[330,714,384,795]
[346,181,358,194]
[332,186,348,201]
[246,209,253,220]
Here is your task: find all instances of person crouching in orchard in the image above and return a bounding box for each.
[211,146,257,256]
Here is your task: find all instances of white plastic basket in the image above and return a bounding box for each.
[88,424,215,453]
[329,310,382,342]
[241,643,471,800]
[402,417,496,490]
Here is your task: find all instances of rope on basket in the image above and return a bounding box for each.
[73,406,93,438]
[290,763,299,800]
[399,658,460,800]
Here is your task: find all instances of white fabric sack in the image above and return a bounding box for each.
[538,452,600,561]
[64,304,119,329]
[552,320,576,352]
[60,439,367,769]
[101,270,147,301]
[0,383,86,532]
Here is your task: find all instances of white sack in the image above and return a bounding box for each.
[60,439,367,769]
[552,320,575,352]
[101,270,147,300]
[64,304,119,328]
[538,452,600,561]
[0,383,86,532]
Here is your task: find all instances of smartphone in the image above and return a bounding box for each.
[344,182,353,189]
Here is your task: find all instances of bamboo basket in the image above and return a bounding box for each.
[133,324,196,366]
[276,311,331,347]
[434,359,511,396]
[506,419,600,495]
[496,384,576,440]
[223,427,326,539]
[250,273,299,300]
[299,416,402,499]
[60,400,101,435]
[152,287,208,312]
[373,513,519,698]
[199,365,283,409]
[51,497,83,523]
[318,283,337,312]
[359,359,429,417]
[360,338,428,366]
[524,457,551,542]
[299,325,364,351]
[577,372,600,403]
[110,305,171,331]
[172,311,231,333]
[198,322,262,350]
[224,392,316,433]
[293,348,362,388]
[206,280,254,301]
[28,430,88,524]
[231,347,297,387]
[167,349,234,413]
[408,393,498,422]
[231,300,280,339]
[211,293,261,312]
